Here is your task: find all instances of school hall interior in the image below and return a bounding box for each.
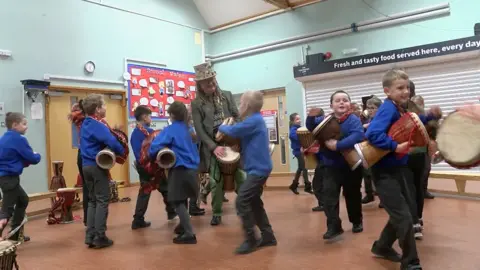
[1,0,480,269]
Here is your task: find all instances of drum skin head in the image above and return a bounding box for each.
[57,188,77,192]
[312,115,333,137]
[0,240,15,254]
[437,112,480,166]
[220,147,240,163]
[297,127,309,132]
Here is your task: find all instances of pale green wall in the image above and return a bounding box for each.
[208,0,478,172]
[0,0,207,193]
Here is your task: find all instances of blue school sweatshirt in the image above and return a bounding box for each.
[0,130,41,177]
[218,112,272,177]
[365,99,437,167]
[130,125,154,162]
[289,125,302,157]
[149,120,199,170]
[306,114,364,168]
[80,117,125,166]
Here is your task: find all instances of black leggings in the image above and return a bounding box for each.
[407,152,426,220]
[77,149,89,224]
[292,154,309,186]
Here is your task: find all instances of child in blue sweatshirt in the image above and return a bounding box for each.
[365,69,441,270]
[218,91,276,255]
[0,112,41,240]
[306,90,364,240]
[149,101,200,245]
[131,105,176,230]
[80,94,125,249]
[288,113,313,195]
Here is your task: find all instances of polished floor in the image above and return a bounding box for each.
[15,186,480,270]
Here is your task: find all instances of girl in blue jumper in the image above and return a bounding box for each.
[149,101,200,244]
[0,112,41,240]
[306,90,364,240]
[288,113,312,195]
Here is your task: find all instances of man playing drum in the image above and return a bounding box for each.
[191,62,245,226]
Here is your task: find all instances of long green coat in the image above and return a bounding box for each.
[191,89,241,173]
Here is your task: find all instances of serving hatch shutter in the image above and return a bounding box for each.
[304,71,385,115]
[407,58,480,172]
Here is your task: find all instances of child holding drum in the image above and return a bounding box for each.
[218,91,276,255]
[288,113,313,195]
[149,101,200,244]
[306,90,365,240]
[361,96,382,205]
[0,112,41,240]
[366,69,441,270]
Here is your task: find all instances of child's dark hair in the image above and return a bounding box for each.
[289,113,299,128]
[134,105,152,121]
[330,90,351,104]
[409,80,416,98]
[78,99,84,113]
[167,101,188,123]
[5,112,25,129]
[82,94,104,115]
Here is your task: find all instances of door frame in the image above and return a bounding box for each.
[45,85,129,187]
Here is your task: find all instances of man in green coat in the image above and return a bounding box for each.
[191,62,245,226]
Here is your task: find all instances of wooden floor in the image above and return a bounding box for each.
[15,186,480,270]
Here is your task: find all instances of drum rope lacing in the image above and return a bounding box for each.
[395,113,421,158]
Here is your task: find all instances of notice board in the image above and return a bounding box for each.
[261,110,279,144]
[127,64,196,119]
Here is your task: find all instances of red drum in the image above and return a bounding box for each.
[354,112,430,169]
[47,188,78,225]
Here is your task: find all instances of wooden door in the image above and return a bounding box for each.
[262,89,290,173]
[46,91,129,188]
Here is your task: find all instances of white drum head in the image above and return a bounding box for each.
[0,241,15,254]
[57,188,77,192]
[219,147,240,163]
[437,112,480,165]
[297,127,308,132]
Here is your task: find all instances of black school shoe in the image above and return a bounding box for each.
[173,234,197,244]
[174,224,185,235]
[323,226,344,240]
[352,223,363,233]
[131,220,151,230]
[257,233,277,248]
[312,205,324,212]
[92,236,114,249]
[362,195,375,204]
[189,205,205,216]
[371,241,401,262]
[289,183,299,195]
[235,239,258,254]
[210,216,221,226]
[402,264,423,270]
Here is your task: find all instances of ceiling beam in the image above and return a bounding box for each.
[263,0,291,9]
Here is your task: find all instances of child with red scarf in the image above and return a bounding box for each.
[305,90,364,240]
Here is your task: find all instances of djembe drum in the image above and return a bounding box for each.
[216,117,240,147]
[0,241,18,270]
[156,148,176,169]
[96,128,129,170]
[312,115,362,170]
[47,188,78,224]
[296,127,318,169]
[217,147,240,192]
[138,130,170,194]
[435,111,480,169]
[354,112,430,169]
[49,161,66,191]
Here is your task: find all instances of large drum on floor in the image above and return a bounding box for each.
[57,188,77,223]
[296,127,318,169]
[435,111,480,169]
[217,147,240,192]
[0,241,18,270]
[354,112,430,169]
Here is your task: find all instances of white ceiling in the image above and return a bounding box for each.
[193,0,279,29]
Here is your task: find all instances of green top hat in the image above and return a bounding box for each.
[194,62,216,81]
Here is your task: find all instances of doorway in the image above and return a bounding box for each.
[233,88,290,173]
[45,86,129,188]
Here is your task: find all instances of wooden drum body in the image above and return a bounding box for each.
[312,115,342,143]
[217,147,240,192]
[57,188,77,223]
[216,117,240,147]
[96,148,116,170]
[353,112,430,169]
[436,111,480,169]
[297,127,318,169]
[0,241,18,270]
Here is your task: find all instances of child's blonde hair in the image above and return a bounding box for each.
[242,91,264,113]
[82,94,105,115]
[382,69,409,88]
